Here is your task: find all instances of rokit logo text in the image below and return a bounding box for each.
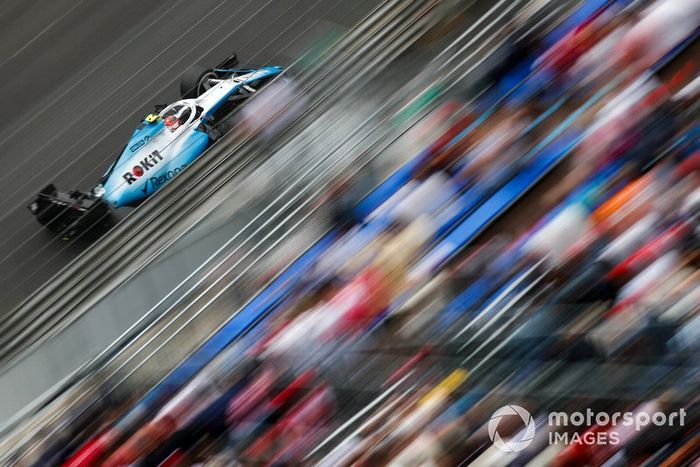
[123,150,164,184]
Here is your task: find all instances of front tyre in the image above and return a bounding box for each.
[179,65,217,99]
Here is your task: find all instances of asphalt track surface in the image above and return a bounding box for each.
[0,0,381,312]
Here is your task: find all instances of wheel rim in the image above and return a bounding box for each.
[197,72,218,96]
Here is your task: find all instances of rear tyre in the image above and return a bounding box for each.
[180,65,215,99]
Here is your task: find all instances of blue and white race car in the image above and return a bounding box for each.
[29,53,283,238]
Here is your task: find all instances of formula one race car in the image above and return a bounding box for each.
[29,53,282,238]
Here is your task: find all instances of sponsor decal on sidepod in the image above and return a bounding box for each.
[122,150,164,184]
[141,164,188,194]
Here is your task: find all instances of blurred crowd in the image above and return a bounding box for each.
[13,0,700,465]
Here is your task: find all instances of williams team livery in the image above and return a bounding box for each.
[29,53,282,238]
